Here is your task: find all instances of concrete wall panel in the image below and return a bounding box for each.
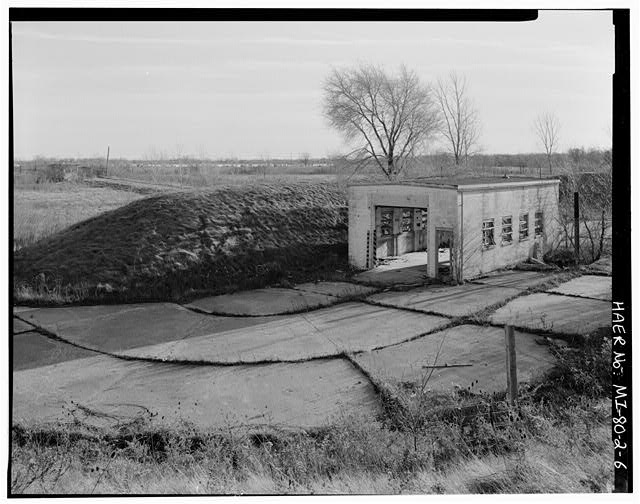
[459,183,560,278]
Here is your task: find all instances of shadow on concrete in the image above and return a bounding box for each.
[351,251,440,289]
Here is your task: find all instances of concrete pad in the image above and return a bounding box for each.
[490,293,610,336]
[13,331,97,371]
[472,270,556,290]
[353,325,555,394]
[293,281,378,298]
[20,303,277,354]
[13,317,35,334]
[118,302,450,363]
[13,355,380,429]
[548,275,612,301]
[368,283,521,318]
[186,288,339,316]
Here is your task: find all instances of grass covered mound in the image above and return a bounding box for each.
[14,183,348,305]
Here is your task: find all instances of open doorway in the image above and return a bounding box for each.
[355,206,430,286]
[374,206,428,267]
[435,228,453,281]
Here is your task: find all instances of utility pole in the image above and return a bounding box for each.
[574,192,580,264]
[105,145,110,177]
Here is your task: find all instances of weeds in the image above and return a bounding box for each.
[11,393,611,494]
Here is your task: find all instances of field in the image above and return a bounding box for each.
[13,183,146,251]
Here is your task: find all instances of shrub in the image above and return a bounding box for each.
[41,164,66,183]
[544,248,575,267]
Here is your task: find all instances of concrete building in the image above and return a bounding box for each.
[348,177,560,281]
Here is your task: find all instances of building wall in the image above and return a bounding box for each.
[347,184,457,273]
[458,183,560,279]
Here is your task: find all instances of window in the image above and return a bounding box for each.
[401,209,413,233]
[501,216,513,245]
[519,213,529,241]
[380,208,393,237]
[482,219,495,249]
[535,211,544,237]
[414,208,427,230]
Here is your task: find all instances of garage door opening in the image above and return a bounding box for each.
[372,206,429,272]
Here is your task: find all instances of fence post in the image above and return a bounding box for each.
[574,191,580,264]
[505,325,517,405]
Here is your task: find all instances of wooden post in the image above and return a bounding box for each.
[574,192,580,264]
[505,325,517,405]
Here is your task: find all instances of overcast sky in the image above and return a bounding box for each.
[11,10,614,160]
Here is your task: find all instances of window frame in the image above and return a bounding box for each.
[482,218,496,249]
[534,211,544,237]
[379,208,393,238]
[501,215,513,246]
[401,208,413,233]
[519,213,529,241]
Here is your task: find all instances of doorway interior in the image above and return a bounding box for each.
[435,228,453,281]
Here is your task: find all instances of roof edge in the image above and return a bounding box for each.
[348,178,560,190]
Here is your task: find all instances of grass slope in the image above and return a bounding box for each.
[14,183,348,305]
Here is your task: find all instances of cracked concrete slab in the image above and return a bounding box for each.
[13,331,98,371]
[490,292,610,336]
[13,317,34,334]
[13,355,380,430]
[367,283,521,318]
[547,275,612,301]
[117,302,450,363]
[185,287,340,316]
[353,324,556,394]
[472,270,557,290]
[18,303,281,354]
[292,281,378,298]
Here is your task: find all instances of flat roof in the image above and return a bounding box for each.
[349,176,560,190]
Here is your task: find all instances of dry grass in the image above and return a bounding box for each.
[14,183,145,250]
[10,401,612,495]
[14,182,349,305]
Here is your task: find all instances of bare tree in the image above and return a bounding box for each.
[534,113,561,175]
[322,64,440,180]
[300,152,311,167]
[555,167,611,263]
[435,72,481,166]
